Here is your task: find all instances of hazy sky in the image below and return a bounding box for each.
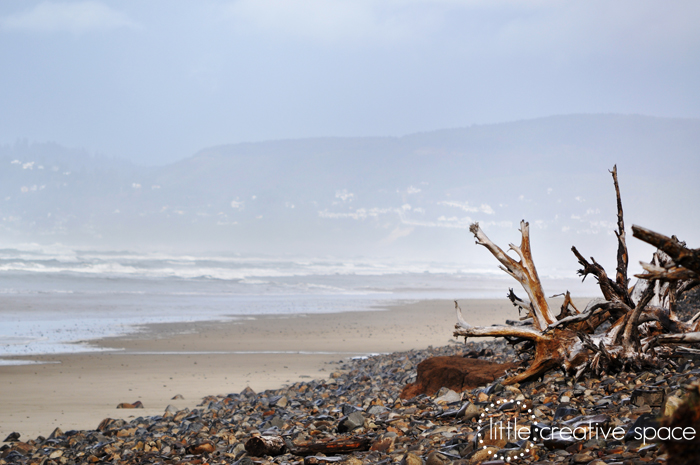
[1,0,699,165]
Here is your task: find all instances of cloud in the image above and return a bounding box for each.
[318,204,512,231]
[318,207,392,220]
[225,0,433,44]
[439,200,494,214]
[1,1,139,34]
[223,0,549,45]
[492,0,700,59]
[223,0,700,60]
[335,189,355,202]
[382,226,414,244]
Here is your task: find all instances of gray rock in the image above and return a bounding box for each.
[584,437,607,449]
[240,386,256,398]
[425,451,451,465]
[661,395,683,417]
[563,414,610,430]
[401,452,424,465]
[269,416,285,429]
[553,403,578,420]
[3,432,20,442]
[338,411,365,433]
[434,389,461,404]
[631,387,665,407]
[543,430,579,450]
[341,403,362,415]
[460,402,481,422]
[485,383,504,395]
[435,387,452,397]
[367,405,389,415]
[164,404,179,415]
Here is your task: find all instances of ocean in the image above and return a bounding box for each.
[0,245,598,361]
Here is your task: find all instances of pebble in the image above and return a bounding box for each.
[402,451,424,465]
[338,411,365,433]
[425,451,451,465]
[116,400,143,409]
[164,404,179,415]
[0,339,693,465]
[1,433,19,443]
[434,389,461,405]
[461,402,481,422]
[661,394,683,417]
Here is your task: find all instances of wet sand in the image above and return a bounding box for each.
[0,298,576,441]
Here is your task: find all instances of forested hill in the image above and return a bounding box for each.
[1,114,698,272]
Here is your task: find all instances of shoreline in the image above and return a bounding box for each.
[0,297,587,441]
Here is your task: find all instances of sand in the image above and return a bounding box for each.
[0,297,582,441]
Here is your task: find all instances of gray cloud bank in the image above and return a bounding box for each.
[0,1,698,164]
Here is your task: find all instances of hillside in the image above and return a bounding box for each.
[1,114,698,272]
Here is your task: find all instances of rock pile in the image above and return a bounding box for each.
[2,340,698,464]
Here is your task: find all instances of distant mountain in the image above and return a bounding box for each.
[1,114,698,274]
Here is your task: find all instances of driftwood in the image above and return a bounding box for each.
[244,435,371,457]
[245,435,286,457]
[632,226,700,276]
[454,165,700,384]
[288,437,372,456]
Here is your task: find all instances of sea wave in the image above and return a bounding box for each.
[0,249,600,358]
[0,245,512,282]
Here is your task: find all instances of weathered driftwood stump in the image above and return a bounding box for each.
[399,356,517,398]
[453,166,700,384]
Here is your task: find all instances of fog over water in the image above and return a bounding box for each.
[1,115,697,271]
[0,2,698,358]
[0,246,600,359]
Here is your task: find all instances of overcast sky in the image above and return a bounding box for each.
[1,0,699,165]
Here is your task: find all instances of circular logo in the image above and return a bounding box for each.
[476,398,538,463]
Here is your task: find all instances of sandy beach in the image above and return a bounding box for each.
[0,297,584,442]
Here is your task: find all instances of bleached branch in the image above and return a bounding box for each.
[469,221,556,330]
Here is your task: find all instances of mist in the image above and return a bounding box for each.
[0,114,697,280]
[0,1,698,278]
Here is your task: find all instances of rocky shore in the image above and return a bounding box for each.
[3,340,698,465]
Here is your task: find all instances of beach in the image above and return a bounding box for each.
[2,293,683,465]
[0,298,531,441]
